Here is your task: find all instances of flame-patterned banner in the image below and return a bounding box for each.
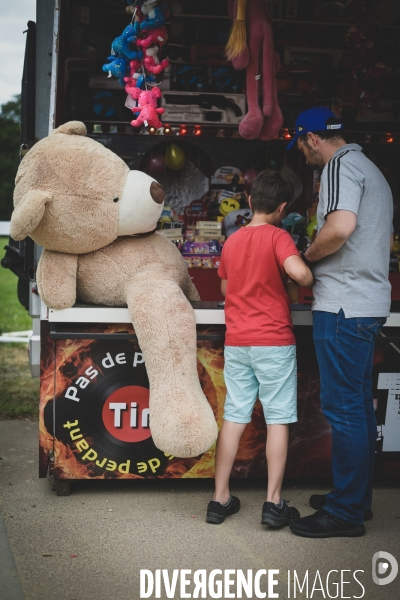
[39,321,400,480]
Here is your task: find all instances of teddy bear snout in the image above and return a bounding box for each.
[150,181,165,204]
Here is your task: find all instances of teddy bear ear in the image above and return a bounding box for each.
[51,121,87,136]
[151,87,162,99]
[10,190,52,241]
[132,88,142,99]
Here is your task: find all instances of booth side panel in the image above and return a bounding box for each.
[39,320,54,478]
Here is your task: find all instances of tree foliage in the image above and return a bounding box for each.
[0,95,21,221]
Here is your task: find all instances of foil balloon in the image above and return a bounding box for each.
[144,151,166,176]
[165,144,185,171]
[243,167,258,193]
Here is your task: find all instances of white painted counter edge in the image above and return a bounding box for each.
[48,307,400,327]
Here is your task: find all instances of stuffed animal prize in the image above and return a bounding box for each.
[10,121,218,458]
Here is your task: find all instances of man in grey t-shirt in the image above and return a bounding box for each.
[286,107,394,538]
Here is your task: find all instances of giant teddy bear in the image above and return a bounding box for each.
[10,121,218,458]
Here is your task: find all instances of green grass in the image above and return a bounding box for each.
[0,344,39,418]
[0,237,32,333]
[0,238,39,418]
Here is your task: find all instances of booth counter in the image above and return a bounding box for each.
[40,303,400,495]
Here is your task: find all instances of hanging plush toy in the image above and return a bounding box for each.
[102,56,130,86]
[143,46,169,74]
[136,26,168,49]
[111,23,141,59]
[226,0,283,141]
[124,58,143,94]
[125,71,156,94]
[140,0,170,30]
[130,87,165,129]
[103,1,170,127]
[124,58,158,94]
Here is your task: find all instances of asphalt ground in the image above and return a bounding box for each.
[0,420,399,600]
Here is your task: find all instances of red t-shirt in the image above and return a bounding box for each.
[218,224,299,346]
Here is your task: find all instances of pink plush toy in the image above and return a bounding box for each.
[227,0,283,141]
[124,59,143,95]
[143,46,169,74]
[130,87,165,128]
[136,26,168,49]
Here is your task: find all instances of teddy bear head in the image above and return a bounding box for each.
[132,87,162,107]
[10,121,165,254]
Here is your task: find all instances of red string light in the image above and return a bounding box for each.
[282,128,292,140]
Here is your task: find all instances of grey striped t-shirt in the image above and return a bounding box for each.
[312,143,394,318]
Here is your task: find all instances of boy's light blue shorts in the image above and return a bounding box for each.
[223,345,297,425]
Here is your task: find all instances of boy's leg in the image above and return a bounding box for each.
[214,420,247,504]
[266,424,289,504]
[208,346,257,521]
[254,345,297,504]
[253,346,299,526]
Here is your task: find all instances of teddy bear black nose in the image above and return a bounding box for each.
[150,182,165,205]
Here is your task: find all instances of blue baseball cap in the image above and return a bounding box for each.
[287,106,343,150]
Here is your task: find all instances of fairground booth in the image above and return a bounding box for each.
[5,0,400,494]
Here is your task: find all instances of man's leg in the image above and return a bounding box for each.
[290,311,368,536]
[309,335,377,520]
[362,321,385,511]
[213,420,247,504]
[266,424,289,504]
[290,312,386,538]
[314,310,373,524]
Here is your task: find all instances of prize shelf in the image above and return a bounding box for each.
[174,14,399,28]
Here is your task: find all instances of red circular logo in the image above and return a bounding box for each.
[102,386,151,443]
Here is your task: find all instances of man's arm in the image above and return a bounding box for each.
[390,233,393,252]
[221,278,227,297]
[304,210,357,263]
[283,255,314,288]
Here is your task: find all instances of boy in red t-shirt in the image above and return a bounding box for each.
[206,170,314,526]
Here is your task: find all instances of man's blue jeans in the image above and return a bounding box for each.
[313,309,386,524]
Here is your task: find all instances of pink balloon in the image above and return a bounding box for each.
[243,168,258,193]
[144,152,166,176]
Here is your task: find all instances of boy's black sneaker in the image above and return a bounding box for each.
[261,499,300,527]
[206,495,241,524]
[289,509,365,538]
[309,493,373,521]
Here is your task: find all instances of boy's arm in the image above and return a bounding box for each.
[283,255,314,288]
[221,279,227,297]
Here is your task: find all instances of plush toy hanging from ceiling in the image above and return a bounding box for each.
[9,121,218,458]
[102,0,170,130]
[226,0,283,141]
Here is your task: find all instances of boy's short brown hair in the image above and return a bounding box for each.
[250,170,293,215]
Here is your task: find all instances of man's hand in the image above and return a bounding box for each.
[304,210,357,263]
